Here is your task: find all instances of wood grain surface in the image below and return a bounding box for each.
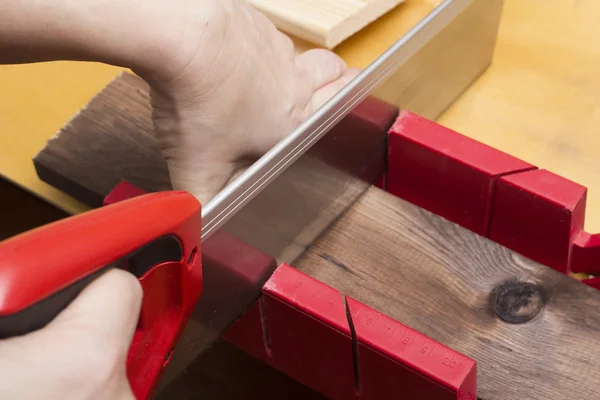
[247,0,406,49]
[33,73,171,207]
[295,187,600,400]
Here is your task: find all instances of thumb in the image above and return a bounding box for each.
[295,49,347,92]
[0,269,143,400]
[310,67,361,112]
[48,268,143,354]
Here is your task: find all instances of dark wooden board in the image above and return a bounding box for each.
[33,72,600,399]
[296,186,600,400]
[33,72,171,208]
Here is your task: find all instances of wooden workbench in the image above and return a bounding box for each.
[2,0,600,234]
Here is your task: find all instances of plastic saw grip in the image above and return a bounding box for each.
[0,190,203,399]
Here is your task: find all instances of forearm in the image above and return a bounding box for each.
[0,0,179,77]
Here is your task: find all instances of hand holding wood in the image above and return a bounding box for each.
[136,0,360,203]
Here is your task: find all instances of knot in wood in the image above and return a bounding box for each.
[491,280,543,324]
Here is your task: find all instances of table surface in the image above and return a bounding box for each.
[2,0,600,232]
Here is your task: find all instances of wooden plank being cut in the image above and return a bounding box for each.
[295,185,600,400]
[247,0,406,49]
[32,69,600,400]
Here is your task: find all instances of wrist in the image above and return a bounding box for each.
[77,0,228,94]
[0,0,191,81]
[63,0,179,76]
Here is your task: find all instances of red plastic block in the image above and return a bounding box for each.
[347,298,477,400]
[103,181,148,205]
[202,229,277,293]
[222,300,272,364]
[387,110,536,236]
[262,264,357,400]
[101,181,281,374]
[311,96,398,184]
[571,231,600,274]
[353,96,400,132]
[583,277,600,290]
[489,169,587,273]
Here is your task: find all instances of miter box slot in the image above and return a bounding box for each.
[344,294,362,396]
[246,263,479,400]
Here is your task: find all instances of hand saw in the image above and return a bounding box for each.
[0,0,501,396]
[0,191,203,399]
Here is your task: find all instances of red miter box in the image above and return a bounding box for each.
[489,169,587,273]
[386,110,600,279]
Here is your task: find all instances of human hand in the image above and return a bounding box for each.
[1,0,358,205]
[0,269,142,400]
[135,0,360,204]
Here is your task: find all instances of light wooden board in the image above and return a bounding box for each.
[247,0,405,49]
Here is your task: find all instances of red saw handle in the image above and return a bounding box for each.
[0,190,203,399]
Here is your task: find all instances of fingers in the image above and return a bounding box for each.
[168,160,238,205]
[310,67,361,111]
[49,269,143,355]
[295,48,347,92]
[0,269,142,400]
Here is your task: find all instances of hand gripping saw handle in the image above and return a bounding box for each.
[0,190,203,399]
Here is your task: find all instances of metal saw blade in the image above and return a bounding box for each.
[157,0,503,392]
